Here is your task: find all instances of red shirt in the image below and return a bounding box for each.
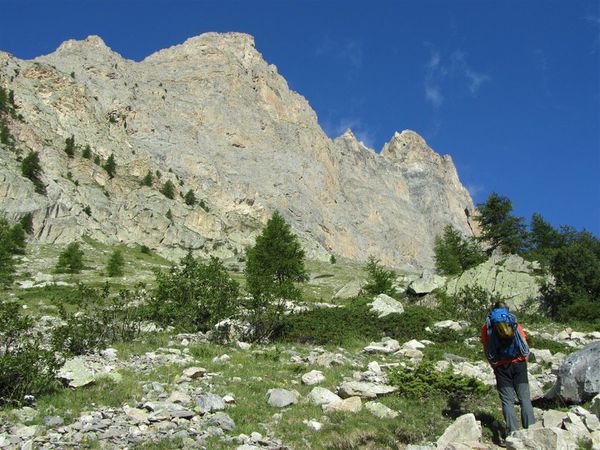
[481,323,528,368]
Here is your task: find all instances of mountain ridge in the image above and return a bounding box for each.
[0,32,476,269]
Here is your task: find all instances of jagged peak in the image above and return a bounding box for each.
[56,35,111,53]
[143,32,257,64]
[381,129,452,165]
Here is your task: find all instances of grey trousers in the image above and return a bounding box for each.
[494,360,535,436]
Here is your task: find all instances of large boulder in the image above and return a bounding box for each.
[333,280,364,299]
[267,388,298,408]
[369,294,404,318]
[548,341,600,403]
[445,254,547,309]
[337,381,397,399]
[408,273,446,295]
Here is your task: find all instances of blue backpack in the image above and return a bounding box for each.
[485,307,530,363]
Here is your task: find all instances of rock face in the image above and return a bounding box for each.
[549,341,600,403]
[0,33,475,268]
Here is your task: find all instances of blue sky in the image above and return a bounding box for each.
[1,0,599,236]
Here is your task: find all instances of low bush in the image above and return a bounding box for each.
[389,362,489,400]
[279,298,443,346]
[51,284,144,356]
[438,285,499,324]
[0,300,62,405]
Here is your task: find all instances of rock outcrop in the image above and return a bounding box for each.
[547,341,600,403]
[0,33,475,268]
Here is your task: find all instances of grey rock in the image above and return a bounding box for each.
[267,389,298,408]
[436,413,482,449]
[301,370,325,386]
[208,412,236,431]
[322,396,362,414]
[57,357,96,388]
[550,341,600,403]
[196,393,226,412]
[364,337,400,354]
[12,407,38,423]
[408,273,446,295]
[369,294,404,318]
[333,280,364,299]
[365,401,399,419]
[44,416,65,427]
[506,427,578,450]
[337,381,397,399]
[591,393,600,419]
[307,387,342,406]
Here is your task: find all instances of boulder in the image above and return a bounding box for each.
[409,273,446,295]
[267,389,298,408]
[436,413,482,449]
[364,337,400,354]
[549,341,600,403]
[307,387,342,405]
[182,367,206,379]
[365,401,399,419]
[333,280,364,299]
[301,370,325,386]
[207,412,236,431]
[322,396,362,414]
[369,294,404,317]
[57,357,97,388]
[444,254,547,309]
[196,393,226,412]
[433,320,469,332]
[591,393,600,419]
[505,427,578,450]
[337,381,397,399]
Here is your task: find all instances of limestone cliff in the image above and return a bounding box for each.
[0,33,476,268]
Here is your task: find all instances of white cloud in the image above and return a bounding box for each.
[425,85,443,107]
[317,37,364,69]
[423,45,491,108]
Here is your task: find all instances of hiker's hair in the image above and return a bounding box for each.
[493,301,508,310]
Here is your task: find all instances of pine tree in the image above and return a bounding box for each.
[64,135,75,158]
[106,249,125,277]
[434,225,486,275]
[184,189,196,206]
[103,153,116,178]
[141,170,153,187]
[82,144,92,159]
[21,151,46,195]
[475,193,528,255]
[160,180,176,199]
[55,242,84,274]
[363,256,396,296]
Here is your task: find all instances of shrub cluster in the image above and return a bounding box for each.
[0,300,62,405]
[146,252,239,332]
[362,256,397,296]
[0,218,27,288]
[389,362,488,400]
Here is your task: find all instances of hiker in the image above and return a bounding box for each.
[481,301,535,439]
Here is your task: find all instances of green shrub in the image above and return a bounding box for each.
[0,300,62,405]
[363,256,396,296]
[82,144,92,159]
[106,249,125,277]
[93,154,101,165]
[21,151,46,194]
[389,362,488,399]
[140,245,152,255]
[434,225,486,275]
[52,284,144,355]
[330,254,337,264]
[55,242,85,274]
[184,189,196,206]
[160,180,176,199]
[64,135,75,158]
[147,252,239,332]
[19,213,34,234]
[141,170,153,187]
[0,218,28,288]
[438,285,499,324]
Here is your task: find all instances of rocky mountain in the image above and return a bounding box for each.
[0,33,476,268]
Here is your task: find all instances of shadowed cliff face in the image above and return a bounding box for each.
[0,32,475,268]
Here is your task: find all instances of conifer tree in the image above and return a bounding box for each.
[160,180,176,199]
[141,170,153,187]
[21,151,46,195]
[64,135,75,158]
[475,193,528,255]
[106,249,125,277]
[184,189,196,206]
[103,153,116,178]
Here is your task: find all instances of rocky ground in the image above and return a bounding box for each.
[1,245,599,449]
